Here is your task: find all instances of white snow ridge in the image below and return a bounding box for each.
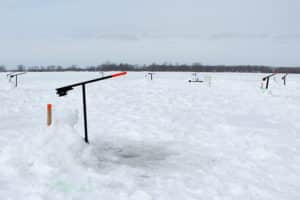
[0,72,300,200]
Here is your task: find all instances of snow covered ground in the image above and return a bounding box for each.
[0,72,299,200]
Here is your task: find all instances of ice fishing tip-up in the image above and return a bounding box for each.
[8,72,26,87]
[55,71,127,143]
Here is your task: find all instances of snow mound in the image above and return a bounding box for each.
[0,72,300,200]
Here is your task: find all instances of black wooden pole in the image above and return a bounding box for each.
[266,77,269,89]
[15,75,18,87]
[82,84,89,143]
[282,74,287,86]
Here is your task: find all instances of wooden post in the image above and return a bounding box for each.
[266,77,270,89]
[82,84,89,143]
[282,73,288,86]
[47,104,52,126]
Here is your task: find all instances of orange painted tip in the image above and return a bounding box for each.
[112,71,127,78]
[47,104,52,109]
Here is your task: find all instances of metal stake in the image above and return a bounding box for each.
[82,84,89,143]
[266,77,269,89]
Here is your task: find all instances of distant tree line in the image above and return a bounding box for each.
[1,63,300,73]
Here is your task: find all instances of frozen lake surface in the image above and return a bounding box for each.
[0,72,300,200]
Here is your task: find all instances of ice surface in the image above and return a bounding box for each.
[0,72,300,200]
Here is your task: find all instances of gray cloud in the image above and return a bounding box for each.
[272,34,300,40]
[71,32,300,41]
[1,0,300,66]
[209,33,270,40]
[96,34,139,41]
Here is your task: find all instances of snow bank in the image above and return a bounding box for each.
[0,72,300,200]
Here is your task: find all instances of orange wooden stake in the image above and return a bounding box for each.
[47,104,52,126]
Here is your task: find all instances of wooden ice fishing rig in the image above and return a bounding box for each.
[8,72,26,87]
[262,73,288,89]
[56,72,127,143]
[282,73,288,86]
[148,72,155,80]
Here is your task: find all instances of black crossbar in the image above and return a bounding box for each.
[262,73,276,81]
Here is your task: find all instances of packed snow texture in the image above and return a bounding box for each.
[0,72,299,200]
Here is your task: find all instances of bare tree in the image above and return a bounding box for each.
[0,65,6,72]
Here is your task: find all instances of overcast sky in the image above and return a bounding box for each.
[1,0,300,67]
